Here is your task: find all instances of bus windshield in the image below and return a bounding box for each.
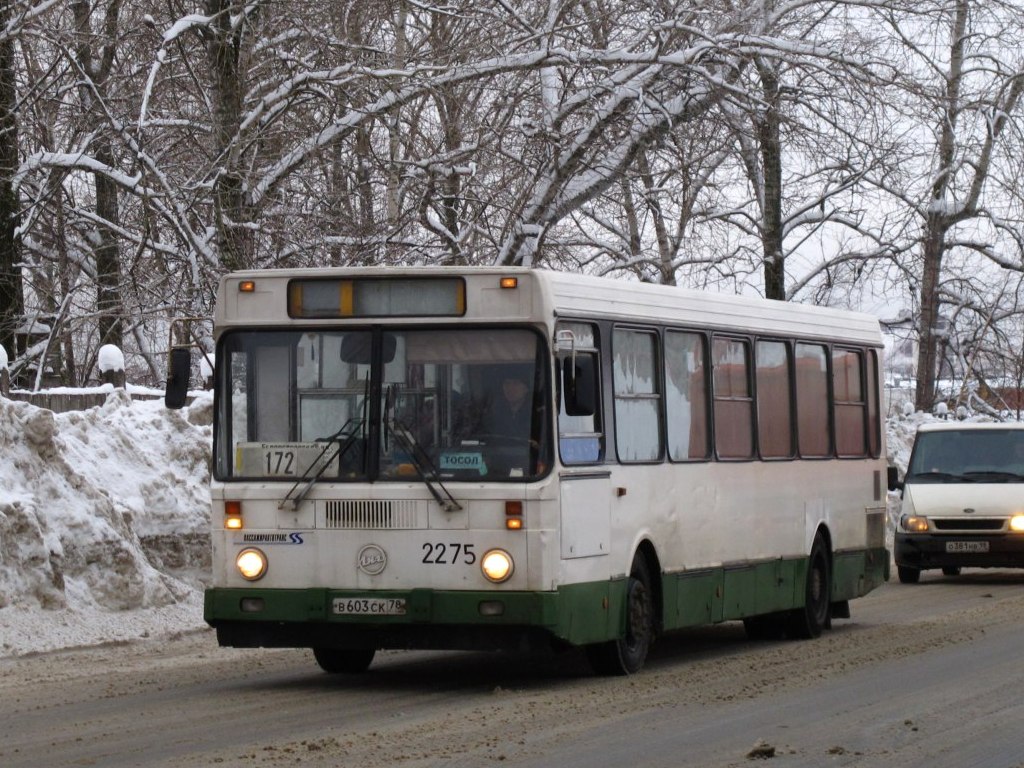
[215,327,551,482]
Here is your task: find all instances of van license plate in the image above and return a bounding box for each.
[945,541,989,553]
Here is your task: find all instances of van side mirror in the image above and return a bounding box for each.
[887,465,903,493]
[165,347,191,409]
[562,355,597,417]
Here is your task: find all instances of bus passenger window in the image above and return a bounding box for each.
[557,322,603,465]
[712,337,753,459]
[756,340,793,458]
[867,350,881,458]
[613,329,662,462]
[665,331,709,460]
[833,348,866,457]
[795,343,830,457]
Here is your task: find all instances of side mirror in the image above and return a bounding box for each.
[562,355,597,417]
[887,465,903,493]
[165,347,191,409]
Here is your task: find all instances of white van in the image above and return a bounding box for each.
[892,422,1024,583]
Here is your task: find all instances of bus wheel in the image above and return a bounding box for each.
[313,647,376,673]
[586,555,654,676]
[786,534,830,640]
[897,565,921,584]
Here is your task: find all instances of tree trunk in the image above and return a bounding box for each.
[73,0,124,351]
[756,59,785,301]
[0,2,23,361]
[207,0,254,271]
[914,0,967,412]
[95,136,122,348]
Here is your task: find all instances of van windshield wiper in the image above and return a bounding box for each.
[962,470,1024,482]
[279,417,365,511]
[907,470,966,482]
[384,384,462,512]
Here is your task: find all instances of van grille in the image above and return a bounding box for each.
[319,500,421,529]
[932,518,1004,531]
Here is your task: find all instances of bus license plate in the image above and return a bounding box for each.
[945,541,989,553]
[332,597,407,616]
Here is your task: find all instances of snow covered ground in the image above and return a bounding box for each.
[0,386,973,659]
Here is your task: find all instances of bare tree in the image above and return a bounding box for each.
[874,0,1024,410]
[0,1,25,363]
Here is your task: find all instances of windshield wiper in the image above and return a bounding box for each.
[907,470,967,482]
[279,417,365,511]
[962,470,1024,482]
[384,384,462,512]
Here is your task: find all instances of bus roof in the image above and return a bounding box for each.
[215,266,882,346]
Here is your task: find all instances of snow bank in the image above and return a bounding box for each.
[0,391,212,655]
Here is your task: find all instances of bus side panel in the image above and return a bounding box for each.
[832,547,889,601]
[553,577,626,645]
[667,568,723,628]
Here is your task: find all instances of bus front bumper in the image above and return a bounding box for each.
[204,582,624,651]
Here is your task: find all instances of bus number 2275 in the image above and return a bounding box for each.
[422,543,477,565]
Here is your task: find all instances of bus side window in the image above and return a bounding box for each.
[556,319,603,465]
[559,351,602,463]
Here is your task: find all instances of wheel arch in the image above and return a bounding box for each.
[633,538,663,634]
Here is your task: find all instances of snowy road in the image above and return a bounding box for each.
[3,571,1024,768]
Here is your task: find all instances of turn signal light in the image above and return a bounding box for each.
[225,500,243,530]
[499,277,518,289]
[239,280,256,292]
[505,500,523,530]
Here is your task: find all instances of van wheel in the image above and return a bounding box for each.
[587,555,654,675]
[787,534,830,639]
[313,647,375,673]
[897,566,921,584]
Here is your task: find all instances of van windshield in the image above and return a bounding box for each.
[906,429,1024,483]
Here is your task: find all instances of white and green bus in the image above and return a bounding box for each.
[166,267,889,675]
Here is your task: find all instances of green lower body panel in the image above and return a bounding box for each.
[205,546,888,652]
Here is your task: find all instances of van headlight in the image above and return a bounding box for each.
[1010,515,1024,532]
[901,515,930,533]
[236,548,268,580]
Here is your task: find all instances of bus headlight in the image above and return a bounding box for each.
[901,515,930,533]
[236,548,268,581]
[481,549,514,583]
[1010,515,1024,532]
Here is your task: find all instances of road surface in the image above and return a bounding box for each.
[3,570,1024,768]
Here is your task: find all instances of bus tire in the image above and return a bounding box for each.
[786,533,830,640]
[586,555,654,676]
[897,565,921,584]
[313,647,376,674]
